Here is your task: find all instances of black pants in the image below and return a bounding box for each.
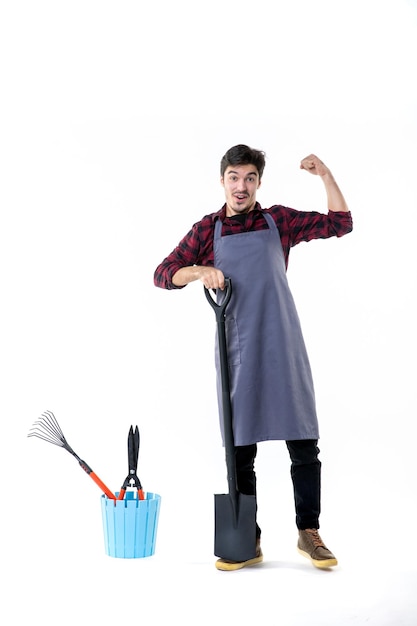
[235,439,321,538]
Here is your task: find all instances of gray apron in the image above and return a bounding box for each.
[214,213,319,446]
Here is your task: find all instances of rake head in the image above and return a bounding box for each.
[28,410,72,451]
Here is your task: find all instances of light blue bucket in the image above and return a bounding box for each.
[101,492,161,558]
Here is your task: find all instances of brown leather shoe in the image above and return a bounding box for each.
[298,529,338,569]
[215,539,263,571]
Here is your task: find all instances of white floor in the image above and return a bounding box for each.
[6,457,417,626]
[8,531,417,626]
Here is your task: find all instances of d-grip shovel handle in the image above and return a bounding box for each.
[204,277,232,323]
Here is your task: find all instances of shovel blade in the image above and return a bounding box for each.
[214,492,257,561]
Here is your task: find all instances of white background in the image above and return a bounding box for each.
[1,1,416,624]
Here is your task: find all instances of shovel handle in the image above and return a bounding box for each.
[204,277,232,321]
[205,277,238,497]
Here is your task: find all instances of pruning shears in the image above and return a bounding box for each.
[117,425,145,500]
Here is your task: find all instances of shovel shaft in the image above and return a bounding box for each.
[217,320,239,501]
[205,280,238,501]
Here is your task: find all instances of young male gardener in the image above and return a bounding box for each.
[154,144,352,571]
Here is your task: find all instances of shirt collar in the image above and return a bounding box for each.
[218,202,262,221]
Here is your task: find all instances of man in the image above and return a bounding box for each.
[154,144,352,571]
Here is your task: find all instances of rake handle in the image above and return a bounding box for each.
[78,459,116,500]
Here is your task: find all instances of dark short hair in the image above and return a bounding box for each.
[220,144,266,179]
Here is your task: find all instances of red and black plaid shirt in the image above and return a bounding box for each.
[154,202,353,289]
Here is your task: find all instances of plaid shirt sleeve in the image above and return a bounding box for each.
[154,204,353,288]
[153,211,219,289]
[269,205,353,268]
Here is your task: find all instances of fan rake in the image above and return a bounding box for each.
[28,410,116,499]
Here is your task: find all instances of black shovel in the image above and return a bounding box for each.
[205,278,257,562]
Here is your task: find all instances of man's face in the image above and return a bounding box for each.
[221,164,261,216]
